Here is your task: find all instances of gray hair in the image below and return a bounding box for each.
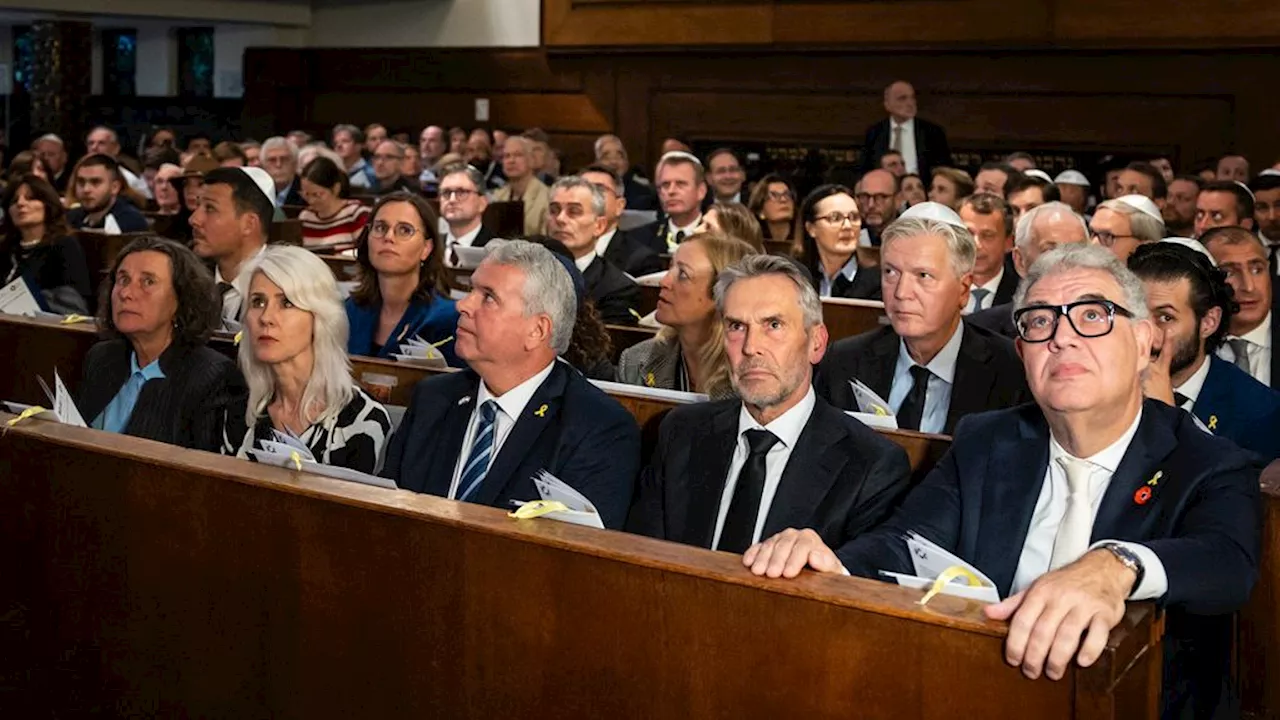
[713,254,823,329]
[1098,198,1166,243]
[594,134,623,158]
[550,175,607,217]
[880,216,977,277]
[483,240,578,354]
[1013,243,1149,321]
[261,136,298,162]
[332,123,361,143]
[1014,201,1089,251]
[237,245,354,428]
[440,162,485,190]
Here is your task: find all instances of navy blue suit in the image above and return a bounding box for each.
[380,361,641,529]
[839,400,1262,719]
[1191,355,1280,462]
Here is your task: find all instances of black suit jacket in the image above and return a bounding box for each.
[471,225,497,247]
[627,395,911,551]
[992,261,1020,306]
[839,400,1262,718]
[1271,289,1280,391]
[582,255,641,325]
[817,323,1030,435]
[602,227,665,277]
[633,220,673,255]
[860,116,952,181]
[77,339,248,453]
[280,177,305,208]
[966,302,1017,339]
[623,168,659,212]
[823,264,882,301]
[380,361,641,529]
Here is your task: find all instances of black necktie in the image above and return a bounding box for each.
[897,365,932,432]
[675,230,686,244]
[719,429,780,553]
[1173,392,1190,409]
[217,282,234,297]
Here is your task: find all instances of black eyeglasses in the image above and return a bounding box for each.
[1090,230,1136,248]
[1013,299,1135,343]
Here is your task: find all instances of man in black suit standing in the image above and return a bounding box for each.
[818,213,1030,434]
[546,175,641,325]
[580,164,665,277]
[860,81,952,182]
[750,243,1262,718]
[439,164,495,264]
[628,254,911,552]
[381,240,641,528]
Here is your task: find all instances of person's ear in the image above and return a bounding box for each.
[1201,306,1222,341]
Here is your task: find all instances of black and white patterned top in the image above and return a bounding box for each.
[225,385,393,474]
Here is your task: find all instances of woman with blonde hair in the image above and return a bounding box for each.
[699,201,764,252]
[616,231,756,399]
[225,245,392,473]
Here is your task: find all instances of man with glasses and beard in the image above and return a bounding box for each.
[1128,239,1280,460]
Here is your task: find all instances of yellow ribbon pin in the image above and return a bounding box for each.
[918,565,984,607]
[1147,470,1163,487]
[645,372,656,387]
[5,405,47,426]
[234,330,243,346]
[289,451,303,471]
[1208,415,1218,430]
[509,500,570,520]
[60,314,90,324]
[534,404,548,418]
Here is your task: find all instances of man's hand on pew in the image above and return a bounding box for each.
[983,550,1132,681]
[743,528,846,578]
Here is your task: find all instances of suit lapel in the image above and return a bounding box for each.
[972,411,1050,596]
[994,260,1020,305]
[863,328,899,401]
[1190,357,1227,430]
[639,342,680,390]
[945,325,996,434]
[677,404,740,548]
[761,401,846,538]
[470,364,566,507]
[1092,403,1177,541]
[425,375,481,498]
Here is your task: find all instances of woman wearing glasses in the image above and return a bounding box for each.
[799,184,882,300]
[747,173,803,253]
[298,156,372,254]
[344,192,459,365]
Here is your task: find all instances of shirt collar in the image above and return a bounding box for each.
[1048,407,1144,475]
[130,351,166,380]
[448,223,483,247]
[595,227,618,255]
[667,215,702,236]
[892,117,915,130]
[574,253,596,273]
[1235,311,1272,349]
[896,320,965,385]
[979,266,1004,293]
[735,386,816,449]
[1173,355,1212,405]
[213,244,266,287]
[837,255,860,282]
[476,359,557,423]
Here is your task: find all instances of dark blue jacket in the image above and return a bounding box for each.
[67,196,149,233]
[380,360,640,529]
[1192,354,1280,462]
[344,294,460,367]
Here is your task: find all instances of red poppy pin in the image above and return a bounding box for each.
[1134,470,1162,506]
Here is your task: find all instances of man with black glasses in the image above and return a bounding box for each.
[439,164,494,263]
[751,243,1262,719]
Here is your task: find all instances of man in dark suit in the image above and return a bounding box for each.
[439,164,496,265]
[634,152,707,255]
[818,213,1030,434]
[629,254,911,552]
[702,147,750,209]
[860,81,951,182]
[546,176,641,325]
[1202,226,1278,390]
[1128,240,1280,461]
[381,240,641,529]
[958,194,1017,314]
[594,134,659,212]
[260,136,304,208]
[749,243,1262,718]
[581,165,665,277]
[968,201,1090,338]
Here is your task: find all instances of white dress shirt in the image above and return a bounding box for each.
[887,322,964,434]
[712,387,817,550]
[964,266,1004,315]
[446,223,483,250]
[1011,409,1169,600]
[818,256,860,298]
[214,244,266,326]
[1217,311,1272,386]
[664,216,702,250]
[891,118,919,174]
[574,253,595,273]
[595,227,620,258]
[447,360,557,499]
[1172,355,1212,411]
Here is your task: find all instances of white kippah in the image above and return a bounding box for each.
[658,151,702,167]
[237,166,278,208]
[898,201,967,230]
[1234,180,1256,201]
[1160,237,1216,266]
[1024,169,1053,183]
[1260,169,1280,177]
[1053,170,1090,187]
[1114,194,1163,222]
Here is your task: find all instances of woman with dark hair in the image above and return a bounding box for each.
[746,173,802,251]
[899,173,927,209]
[78,236,248,452]
[0,175,93,313]
[798,184,880,300]
[345,192,459,365]
[7,151,52,185]
[299,156,371,252]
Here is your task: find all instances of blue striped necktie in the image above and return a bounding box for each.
[457,400,498,502]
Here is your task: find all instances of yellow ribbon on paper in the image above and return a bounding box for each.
[60,314,91,325]
[872,404,890,417]
[918,565,985,607]
[289,451,303,471]
[508,500,570,520]
[5,405,47,426]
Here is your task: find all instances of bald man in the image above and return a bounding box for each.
[860,81,952,181]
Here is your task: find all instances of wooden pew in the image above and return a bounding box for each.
[1239,462,1280,719]
[0,416,1162,719]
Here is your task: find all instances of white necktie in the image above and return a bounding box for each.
[1049,456,1093,571]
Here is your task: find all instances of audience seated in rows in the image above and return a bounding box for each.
[0,175,92,313]
[298,156,371,253]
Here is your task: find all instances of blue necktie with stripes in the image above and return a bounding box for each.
[457,400,498,502]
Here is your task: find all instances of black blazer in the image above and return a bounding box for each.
[0,235,94,313]
[582,255,640,325]
[77,339,248,453]
[817,322,1030,435]
[380,361,641,529]
[623,168,660,212]
[992,261,1020,307]
[279,177,305,208]
[1271,289,1280,391]
[838,400,1263,718]
[966,302,1017,339]
[472,225,498,247]
[860,116,952,181]
[627,395,911,551]
[602,227,665,277]
[632,220,674,256]
[819,263,882,301]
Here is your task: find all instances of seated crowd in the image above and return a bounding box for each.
[5,81,1280,718]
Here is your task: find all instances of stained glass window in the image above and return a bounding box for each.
[13,26,33,93]
[178,27,214,98]
[103,29,137,96]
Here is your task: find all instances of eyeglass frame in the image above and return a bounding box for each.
[1012,298,1136,343]
[368,219,421,241]
[1089,229,1137,248]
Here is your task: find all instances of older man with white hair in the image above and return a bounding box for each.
[1089,194,1166,263]
[33,133,69,191]
[752,242,1262,718]
[260,136,303,207]
[381,240,641,529]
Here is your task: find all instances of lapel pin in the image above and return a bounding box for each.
[534,404,548,418]
[645,372,656,387]
[1134,486,1153,505]
[1147,470,1162,487]
[458,396,472,406]
[1207,415,1219,430]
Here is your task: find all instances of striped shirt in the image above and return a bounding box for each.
[300,200,371,253]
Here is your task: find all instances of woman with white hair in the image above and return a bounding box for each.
[225,245,392,473]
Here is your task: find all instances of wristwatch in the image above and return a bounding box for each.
[1100,543,1145,596]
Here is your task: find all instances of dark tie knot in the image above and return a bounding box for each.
[479,399,497,423]
[217,282,234,296]
[675,230,686,243]
[909,365,932,385]
[744,428,779,456]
